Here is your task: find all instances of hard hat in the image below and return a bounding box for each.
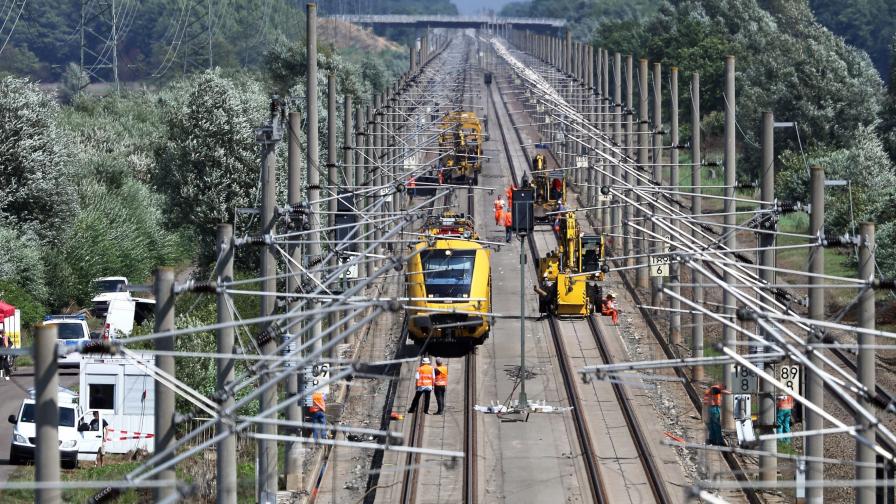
[421,357,431,364]
[608,291,617,297]
[435,357,443,365]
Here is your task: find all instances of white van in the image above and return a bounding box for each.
[79,353,155,454]
[43,315,92,369]
[7,387,104,468]
[91,277,130,317]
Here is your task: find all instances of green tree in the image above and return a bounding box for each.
[0,77,78,244]
[153,70,268,264]
[0,225,47,302]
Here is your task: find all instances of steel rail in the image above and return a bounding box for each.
[586,316,673,504]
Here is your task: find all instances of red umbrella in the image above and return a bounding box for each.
[0,300,16,319]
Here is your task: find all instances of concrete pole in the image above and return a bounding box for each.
[564,30,571,76]
[637,58,649,289]
[283,110,303,490]
[857,221,876,504]
[624,55,634,269]
[327,73,339,351]
[216,224,238,502]
[691,72,704,381]
[153,267,176,502]
[807,166,825,502]
[601,49,610,230]
[343,96,354,302]
[34,324,60,504]
[354,107,366,281]
[586,45,595,224]
[651,62,663,308]
[409,42,417,74]
[373,94,383,256]
[258,108,278,499]
[612,52,622,252]
[669,67,681,345]
[722,56,736,430]
[758,111,777,482]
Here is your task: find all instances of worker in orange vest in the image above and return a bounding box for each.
[600,293,619,325]
[433,357,448,415]
[502,206,513,243]
[309,390,327,442]
[407,357,435,414]
[776,394,794,444]
[703,384,731,446]
[494,195,506,226]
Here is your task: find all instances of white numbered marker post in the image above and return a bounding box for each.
[731,364,759,394]
[303,363,331,406]
[776,363,801,396]
[649,254,670,277]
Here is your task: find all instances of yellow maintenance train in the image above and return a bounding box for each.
[406,214,492,355]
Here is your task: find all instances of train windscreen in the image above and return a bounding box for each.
[420,249,476,299]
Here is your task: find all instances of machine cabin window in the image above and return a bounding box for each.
[420,250,477,299]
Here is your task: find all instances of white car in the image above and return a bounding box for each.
[7,388,103,468]
[91,277,130,317]
[43,315,91,369]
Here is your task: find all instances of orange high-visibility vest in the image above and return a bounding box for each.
[494,198,505,211]
[777,395,794,410]
[408,177,416,188]
[703,385,725,407]
[309,391,326,413]
[416,364,434,387]
[502,209,513,227]
[434,365,448,386]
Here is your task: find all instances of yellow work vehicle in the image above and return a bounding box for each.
[536,212,606,317]
[530,153,566,222]
[406,237,492,355]
[438,111,484,184]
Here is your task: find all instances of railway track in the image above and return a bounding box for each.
[490,43,770,504]
[488,66,611,504]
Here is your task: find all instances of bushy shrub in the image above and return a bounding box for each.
[0,225,48,302]
[49,179,188,307]
[0,280,47,329]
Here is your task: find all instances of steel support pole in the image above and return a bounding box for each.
[691,72,704,381]
[284,110,303,490]
[669,67,681,345]
[758,111,777,482]
[637,58,649,289]
[857,221,876,504]
[34,323,60,504]
[624,55,634,269]
[409,43,416,74]
[651,62,663,309]
[216,224,238,502]
[807,166,825,503]
[586,45,595,224]
[722,56,736,430]
[258,113,278,501]
[153,267,176,502]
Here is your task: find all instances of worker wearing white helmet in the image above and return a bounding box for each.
[408,357,435,414]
